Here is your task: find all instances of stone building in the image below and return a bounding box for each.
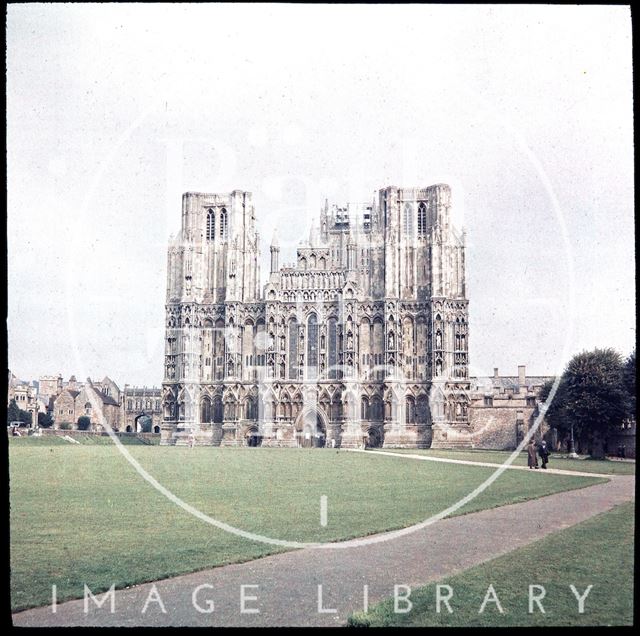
[121,386,162,433]
[162,185,471,447]
[51,377,120,430]
[469,365,552,449]
[7,372,39,426]
[38,374,63,401]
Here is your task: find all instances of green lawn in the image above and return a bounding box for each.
[349,501,635,626]
[10,445,605,612]
[382,448,636,475]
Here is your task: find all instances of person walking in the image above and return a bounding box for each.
[538,439,550,469]
[527,439,539,469]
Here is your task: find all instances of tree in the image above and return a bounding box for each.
[6,399,32,426]
[38,412,54,428]
[77,416,92,431]
[543,348,628,459]
[622,349,636,419]
[539,377,573,451]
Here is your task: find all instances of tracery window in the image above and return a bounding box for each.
[201,397,211,423]
[288,318,298,379]
[206,209,215,241]
[219,208,228,240]
[405,396,416,423]
[327,318,338,379]
[418,202,427,236]
[307,314,318,379]
[403,202,413,236]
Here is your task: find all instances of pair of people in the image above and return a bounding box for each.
[528,439,549,469]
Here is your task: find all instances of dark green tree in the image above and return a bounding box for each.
[622,349,636,419]
[542,348,628,458]
[6,399,32,426]
[77,416,92,431]
[38,412,54,428]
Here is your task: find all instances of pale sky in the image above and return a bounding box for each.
[7,4,635,387]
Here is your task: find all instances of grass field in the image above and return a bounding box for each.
[10,442,606,611]
[349,501,635,626]
[383,448,636,475]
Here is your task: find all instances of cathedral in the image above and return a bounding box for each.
[161,184,471,448]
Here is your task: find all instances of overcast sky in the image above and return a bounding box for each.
[7,4,634,387]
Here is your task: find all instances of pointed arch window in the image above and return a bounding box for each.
[418,202,427,236]
[220,208,228,240]
[201,397,211,423]
[206,209,215,241]
[361,396,370,420]
[327,318,338,379]
[405,396,416,423]
[403,202,413,236]
[288,318,299,379]
[307,314,318,379]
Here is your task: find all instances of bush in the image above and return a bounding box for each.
[38,412,54,428]
[77,416,92,431]
[58,422,72,430]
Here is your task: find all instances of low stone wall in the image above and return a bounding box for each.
[37,428,160,441]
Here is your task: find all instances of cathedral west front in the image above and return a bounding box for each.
[161,184,472,448]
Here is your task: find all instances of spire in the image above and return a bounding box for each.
[270,230,279,249]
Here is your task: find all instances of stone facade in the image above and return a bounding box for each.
[121,386,162,433]
[38,374,63,401]
[51,377,120,430]
[469,366,552,450]
[7,373,39,426]
[162,185,471,447]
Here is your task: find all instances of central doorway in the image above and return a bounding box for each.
[245,426,263,447]
[297,410,326,448]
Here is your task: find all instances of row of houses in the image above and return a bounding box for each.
[7,372,162,433]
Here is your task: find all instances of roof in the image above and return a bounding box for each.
[93,388,120,407]
[57,389,80,400]
[470,375,553,393]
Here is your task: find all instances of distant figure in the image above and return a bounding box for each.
[527,439,538,469]
[538,440,549,469]
[189,432,195,449]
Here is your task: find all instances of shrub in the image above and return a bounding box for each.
[77,416,92,431]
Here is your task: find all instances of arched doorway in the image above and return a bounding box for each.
[125,425,132,432]
[135,413,153,433]
[367,426,384,448]
[245,426,262,447]
[295,409,327,448]
[153,425,160,434]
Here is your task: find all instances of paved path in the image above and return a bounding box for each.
[351,448,615,477]
[12,464,634,627]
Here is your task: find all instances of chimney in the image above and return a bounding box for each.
[493,368,499,378]
[518,365,526,386]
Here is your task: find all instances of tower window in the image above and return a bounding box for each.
[206,209,215,241]
[403,203,413,236]
[220,208,228,240]
[418,202,427,236]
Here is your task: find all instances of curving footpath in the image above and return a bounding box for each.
[12,457,634,627]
